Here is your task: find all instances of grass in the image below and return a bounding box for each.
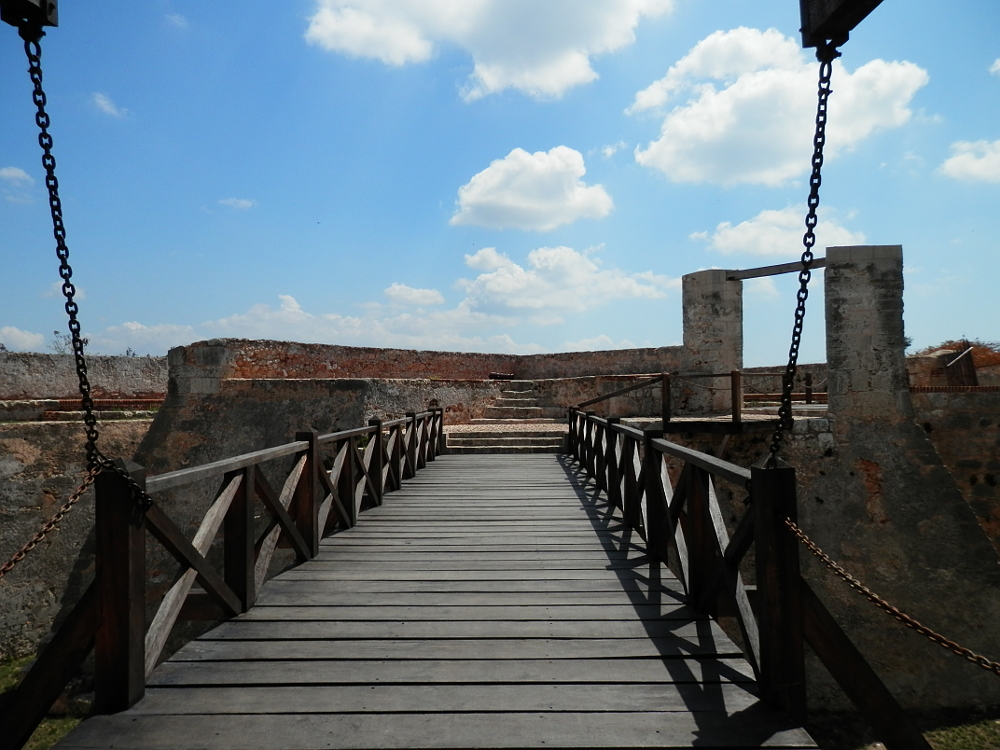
[807,708,1000,750]
[1,654,82,750]
[925,717,1000,750]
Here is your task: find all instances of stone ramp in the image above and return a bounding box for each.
[55,454,815,750]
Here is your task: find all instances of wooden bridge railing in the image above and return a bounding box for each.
[1,409,445,750]
[567,408,931,750]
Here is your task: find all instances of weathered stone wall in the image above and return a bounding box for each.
[0,353,167,400]
[912,391,1000,553]
[0,420,152,659]
[533,375,664,418]
[802,246,1000,710]
[167,339,685,389]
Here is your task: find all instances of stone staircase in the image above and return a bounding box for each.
[446,380,567,454]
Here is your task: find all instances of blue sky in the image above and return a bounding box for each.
[1,1,997,366]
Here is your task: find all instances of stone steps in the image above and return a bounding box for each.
[447,444,564,455]
[447,382,565,454]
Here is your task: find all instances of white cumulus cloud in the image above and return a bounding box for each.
[629,27,928,186]
[88,321,196,355]
[219,197,257,210]
[0,326,45,352]
[450,146,613,231]
[67,242,677,354]
[305,0,673,101]
[0,166,34,203]
[939,140,1000,183]
[561,334,637,350]
[692,205,866,257]
[92,93,129,118]
[383,283,445,306]
[457,246,675,321]
[991,59,1000,77]
[0,167,33,185]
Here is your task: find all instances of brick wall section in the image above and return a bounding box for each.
[167,339,685,390]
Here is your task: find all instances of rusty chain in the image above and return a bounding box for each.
[0,467,99,581]
[786,519,1000,677]
[769,40,842,460]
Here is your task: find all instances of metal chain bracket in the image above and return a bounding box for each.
[787,519,1000,678]
[768,40,842,460]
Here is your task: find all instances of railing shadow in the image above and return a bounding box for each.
[554,453,805,744]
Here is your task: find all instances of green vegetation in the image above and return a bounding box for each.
[0,654,33,693]
[925,717,1000,750]
[1,654,83,750]
[23,717,82,750]
[807,708,1000,750]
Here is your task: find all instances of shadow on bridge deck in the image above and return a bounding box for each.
[55,454,815,750]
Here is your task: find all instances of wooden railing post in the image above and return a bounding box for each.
[621,434,641,532]
[686,465,716,614]
[661,372,671,426]
[404,412,417,479]
[605,418,622,511]
[389,422,403,491]
[585,412,597,479]
[417,414,429,470]
[805,372,813,404]
[731,370,742,424]
[226,464,256,612]
[594,421,608,494]
[642,430,669,562]
[752,456,806,720]
[94,459,147,713]
[367,419,385,505]
[295,431,320,557]
[436,408,447,456]
[338,438,359,525]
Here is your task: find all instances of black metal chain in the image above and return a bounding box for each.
[18,23,148,506]
[768,41,842,460]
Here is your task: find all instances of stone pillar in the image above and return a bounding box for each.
[796,244,1000,710]
[166,341,233,396]
[681,269,742,414]
[825,245,912,422]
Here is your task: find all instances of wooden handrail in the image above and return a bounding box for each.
[2,408,446,750]
[146,441,308,492]
[565,408,930,750]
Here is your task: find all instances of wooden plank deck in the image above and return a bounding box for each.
[56,454,816,749]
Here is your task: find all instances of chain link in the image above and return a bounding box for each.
[19,28,149,507]
[786,519,1000,678]
[0,468,99,581]
[769,41,842,459]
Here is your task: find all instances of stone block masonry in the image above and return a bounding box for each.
[798,245,1000,709]
[0,353,167,400]
[682,269,742,414]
